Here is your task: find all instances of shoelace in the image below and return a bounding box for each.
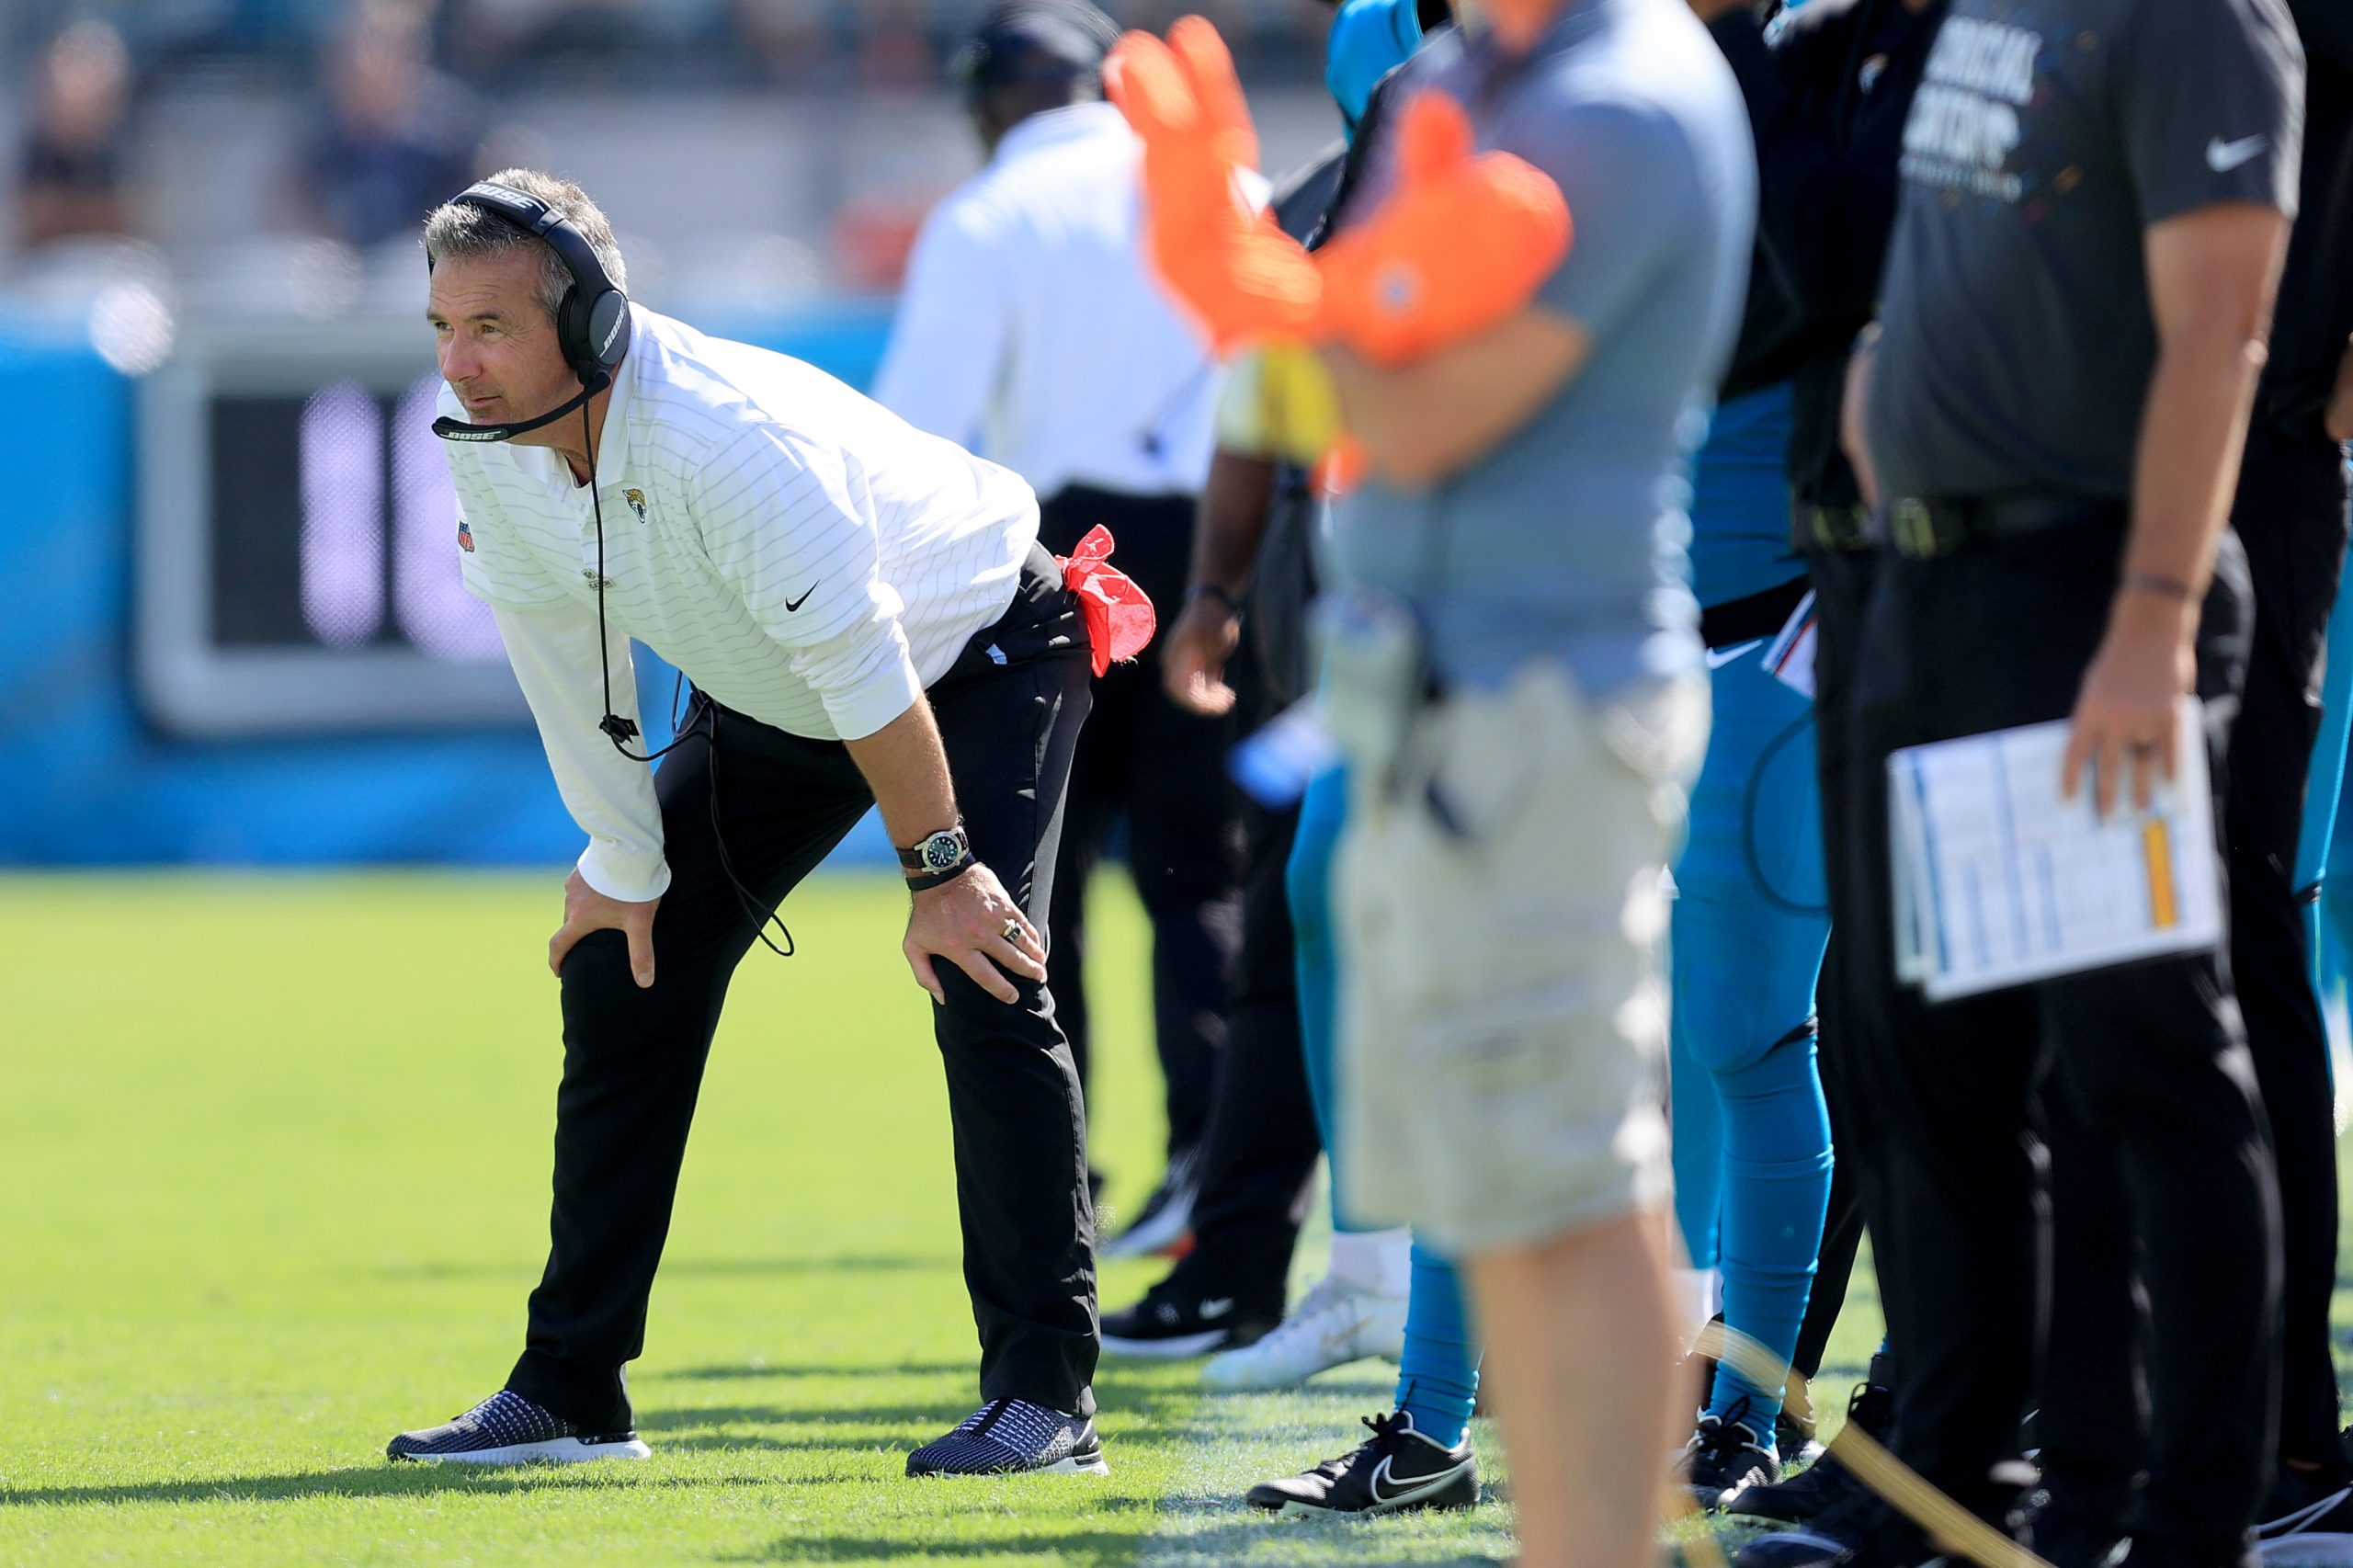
[1688,1395,1765,1467]
[1310,1411,1413,1480]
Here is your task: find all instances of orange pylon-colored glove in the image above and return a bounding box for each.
[1110,17,1571,368]
[1313,91,1574,367]
[1106,18,1323,352]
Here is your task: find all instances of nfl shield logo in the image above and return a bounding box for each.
[457,520,474,552]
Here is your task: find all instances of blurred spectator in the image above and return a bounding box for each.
[855,0,945,90]
[17,20,139,253]
[729,0,831,82]
[293,2,481,250]
[449,0,724,76]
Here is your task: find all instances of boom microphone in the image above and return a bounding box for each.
[431,370,610,444]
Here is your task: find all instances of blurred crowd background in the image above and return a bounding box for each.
[1,0,1337,315]
[0,0,1346,872]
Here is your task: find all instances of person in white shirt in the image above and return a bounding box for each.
[383,169,1108,1480]
[875,0,1243,1261]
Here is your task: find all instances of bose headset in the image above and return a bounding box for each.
[427,181,673,759]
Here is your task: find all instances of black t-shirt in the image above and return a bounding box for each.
[1713,0,1945,506]
[1869,0,2303,502]
[2256,17,2352,446]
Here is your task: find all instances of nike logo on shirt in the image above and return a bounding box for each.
[1705,640,1764,671]
[784,583,819,612]
[2206,134,2268,172]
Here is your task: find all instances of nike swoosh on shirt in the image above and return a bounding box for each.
[1705,640,1765,670]
[2206,134,2269,172]
[784,583,819,612]
[1368,1453,1474,1507]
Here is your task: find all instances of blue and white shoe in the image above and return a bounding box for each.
[386,1389,651,1466]
[905,1398,1108,1477]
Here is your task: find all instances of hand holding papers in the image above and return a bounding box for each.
[1890,699,2220,1002]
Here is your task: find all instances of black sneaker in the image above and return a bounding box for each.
[1100,1147,1201,1260]
[1684,1396,1779,1510]
[386,1389,650,1465]
[2257,1469,2353,1562]
[1101,1280,1277,1358]
[1245,1410,1478,1517]
[905,1398,1108,1477]
[2022,1499,2130,1568]
[1733,1493,1924,1568]
[1728,1358,1894,1524]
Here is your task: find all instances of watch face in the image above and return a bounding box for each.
[922,833,962,871]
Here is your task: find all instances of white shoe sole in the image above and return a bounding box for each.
[394,1436,652,1466]
[915,1454,1111,1477]
[1271,1483,1470,1517]
[1102,1327,1228,1358]
[2258,1533,2353,1565]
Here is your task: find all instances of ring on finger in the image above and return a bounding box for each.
[1001,918,1025,944]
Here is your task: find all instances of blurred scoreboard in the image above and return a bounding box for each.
[138,319,525,737]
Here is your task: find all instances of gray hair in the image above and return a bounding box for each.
[420,168,628,321]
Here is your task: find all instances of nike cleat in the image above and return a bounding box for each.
[1199,1272,1407,1390]
[1245,1410,1479,1517]
[1101,1282,1276,1358]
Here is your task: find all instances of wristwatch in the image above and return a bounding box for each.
[899,824,974,886]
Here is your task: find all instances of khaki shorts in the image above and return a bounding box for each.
[1334,661,1707,1255]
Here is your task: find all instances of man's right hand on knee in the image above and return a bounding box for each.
[550,869,660,988]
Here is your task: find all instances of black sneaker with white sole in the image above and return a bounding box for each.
[386,1389,650,1465]
[1728,1358,1894,1525]
[905,1399,1108,1477]
[1101,1281,1277,1358]
[1683,1396,1780,1510]
[1245,1410,1479,1517]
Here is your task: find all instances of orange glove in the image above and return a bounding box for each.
[1107,18,1322,352]
[1313,92,1574,367]
[1110,18,1572,367]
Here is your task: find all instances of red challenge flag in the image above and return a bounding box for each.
[1056,525,1156,677]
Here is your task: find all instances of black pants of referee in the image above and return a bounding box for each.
[2040,427,2350,1527]
[1037,485,1244,1169]
[1843,508,2278,1563]
[505,547,1101,1431]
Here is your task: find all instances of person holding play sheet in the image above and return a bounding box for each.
[1830,0,2302,1562]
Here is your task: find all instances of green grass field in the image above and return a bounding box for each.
[2,870,1883,1566]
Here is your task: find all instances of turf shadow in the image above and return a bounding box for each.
[727,1515,1511,1565]
[371,1253,952,1283]
[0,1465,790,1509]
[652,1359,978,1382]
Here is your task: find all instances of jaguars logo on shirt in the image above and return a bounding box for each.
[623,488,647,523]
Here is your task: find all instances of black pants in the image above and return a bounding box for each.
[1154,795,1322,1315]
[1800,543,1904,1393]
[1844,513,2278,1562]
[1037,485,1244,1164]
[2040,431,2349,1516]
[506,548,1101,1429]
